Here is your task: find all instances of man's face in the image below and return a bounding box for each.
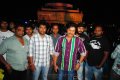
[15,26,24,37]
[38,25,46,35]
[25,27,33,35]
[67,27,75,37]
[0,21,8,29]
[77,26,85,34]
[52,25,59,34]
[9,22,15,28]
[94,26,103,37]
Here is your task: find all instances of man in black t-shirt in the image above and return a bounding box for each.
[85,25,109,80]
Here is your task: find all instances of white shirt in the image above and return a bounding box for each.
[24,35,31,41]
[29,33,54,67]
[0,30,14,59]
[0,30,14,44]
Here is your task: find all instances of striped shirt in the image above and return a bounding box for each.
[55,35,86,71]
[111,44,120,75]
[28,33,54,67]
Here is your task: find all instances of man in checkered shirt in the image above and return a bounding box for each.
[28,22,55,80]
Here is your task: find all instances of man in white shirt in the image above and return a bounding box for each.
[0,20,14,80]
[28,22,54,80]
[24,25,34,41]
[0,20,14,44]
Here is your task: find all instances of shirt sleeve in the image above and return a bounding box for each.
[28,37,35,57]
[49,36,55,55]
[78,38,87,56]
[0,40,8,55]
[54,37,62,56]
[111,44,120,59]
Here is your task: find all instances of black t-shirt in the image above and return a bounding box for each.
[87,36,109,66]
[79,33,89,50]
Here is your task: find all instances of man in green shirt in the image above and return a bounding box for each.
[0,24,28,80]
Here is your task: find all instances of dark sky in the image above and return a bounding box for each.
[0,0,119,24]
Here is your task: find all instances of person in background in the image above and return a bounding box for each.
[0,24,28,80]
[50,23,61,48]
[0,19,14,80]
[24,24,34,41]
[76,23,89,80]
[110,44,120,80]
[24,24,34,80]
[9,21,15,33]
[48,23,61,80]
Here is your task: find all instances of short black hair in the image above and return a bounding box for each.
[66,22,77,29]
[25,24,34,30]
[77,22,86,28]
[37,20,48,28]
[15,24,24,30]
[94,24,104,31]
[51,23,59,28]
[0,17,8,23]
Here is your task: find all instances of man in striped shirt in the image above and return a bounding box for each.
[53,22,86,80]
[28,22,54,80]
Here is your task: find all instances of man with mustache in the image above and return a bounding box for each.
[53,22,86,80]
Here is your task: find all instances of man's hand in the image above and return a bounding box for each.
[96,65,102,69]
[74,63,80,70]
[50,60,54,67]
[54,65,58,72]
[5,64,12,74]
[29,63,35,72]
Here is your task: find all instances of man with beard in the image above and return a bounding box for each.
[76,23,89,80]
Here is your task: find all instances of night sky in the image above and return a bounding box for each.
[0,0,119,24]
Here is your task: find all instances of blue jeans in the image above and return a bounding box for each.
[85,63,103,80]
[33,65,49,80]
[77,62,85,80]
[58,69,75,80]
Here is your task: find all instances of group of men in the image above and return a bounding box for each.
[0,19,119,80]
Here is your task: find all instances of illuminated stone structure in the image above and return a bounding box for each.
[37,2,83,24]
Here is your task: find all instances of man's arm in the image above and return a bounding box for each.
[75,38,87,70]
[97,51,109,68]
[0,55,10,68]
[28,36,35,72]
[53,54,59,72]
[0,40,11,72]
[97,38,110,68]
[75,54,86,70]
[0,55,11,73]
[27,56,34,65]
[27,56,35,72]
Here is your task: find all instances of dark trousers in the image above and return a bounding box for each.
[9,69,27,80]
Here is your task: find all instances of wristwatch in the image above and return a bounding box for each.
[77,60,81,64]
